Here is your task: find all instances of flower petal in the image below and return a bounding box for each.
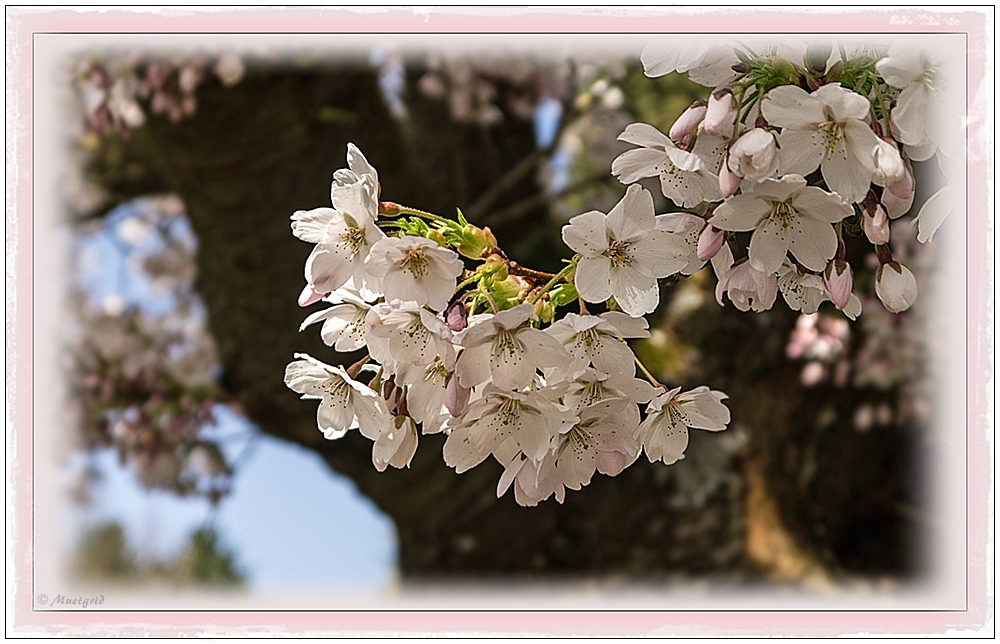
[710,194,771,232]
[607,184,655,242]
[610,264,659,317]
[562,210,610,257]
[574,255,613,304]
[787,216,838,272]
[748,218,791,276]
[611,148,671,185]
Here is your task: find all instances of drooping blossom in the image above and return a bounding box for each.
[714,257,778,313]
[776,260,827,314]
[453,303,571,391]
[562,184,690,316]
[761,84,882,204]
[298,280,374,352]
[372,416,419,472]
[497,398,641,506]
[611,123,723,209]
[638,386,730,465]
[284,353,389,441]
[365,236,465,312]
[655,211,709,275]
[710,175,854,276]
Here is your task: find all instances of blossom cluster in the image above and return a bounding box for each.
[284,38,952,507]
[610,38,958,318]
[285,145,730,506]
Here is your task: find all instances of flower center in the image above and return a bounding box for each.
[339,226,368,257]
[664,401,690,427]
[770,200,797,228]
[580,381,607,407]
[566,425,594,456]
[604,240,632,266]
[398,248,430,278]
[326,378,351,403]
[817,119,845,152]
[497,397,522,426]
[492,329,523,362]
[423,356,449,385]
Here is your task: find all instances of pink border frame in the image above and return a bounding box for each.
[6,6,993,637]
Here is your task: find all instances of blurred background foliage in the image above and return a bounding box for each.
[60,43,932,587]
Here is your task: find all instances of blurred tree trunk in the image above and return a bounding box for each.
[86,63,918,581]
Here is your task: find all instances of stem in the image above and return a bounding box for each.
[480,288,499,313]
[634,354,664,389]
[508,261,557,282]
[395,205,453,225]
[527,262,575,304]
[455,274,480,293]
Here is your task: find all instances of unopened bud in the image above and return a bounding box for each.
[703,89,737,137]
[445,375,471,417]
[480,254,509,281]
[886,165,914,200]
[718,158,741,198]
[534,299,555,324]
[378,201,402,217]
[871,138,906,188]
[882,186,914,219]
[455,224,496,259]
[863,205,891,245]
[445,300,468,332]
[426,229,447,246]
[823,260,853,310]
[697,225,725,262]
[669,102,707,145]
[805,42,833,74]
[875,261,918,313]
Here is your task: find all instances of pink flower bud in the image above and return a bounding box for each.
[445,300,468,332]
[886,166,914,200]
[863,205,891,245]
[298,284,326,307]
[823,260,853,310]
[718,158,741,198]
[445,375,471,417]
[669,103,707,144]
[702,90,737,137]
[697,225,725,261]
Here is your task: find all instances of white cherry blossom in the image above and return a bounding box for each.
[776,260,826,314]
[366,300,453,369]
[714,256,778,314]
[498,398,641,505]
[638,386,730,465]
[561,184,689,316]
[372,416,419,472]
[443,385,577,469]
[292,145,386,296]
[284,353,389,441]
[544,312,650,379]
[641,38,738,87]
[655,211,709,275]
[453,303,571,391]
[876,44,950,158]
[547,367,659,436]
[611,123,722,209]
[365,236,464,312]
[762,84,881,204]
[709,175,854,276]
[298,281,374,352]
